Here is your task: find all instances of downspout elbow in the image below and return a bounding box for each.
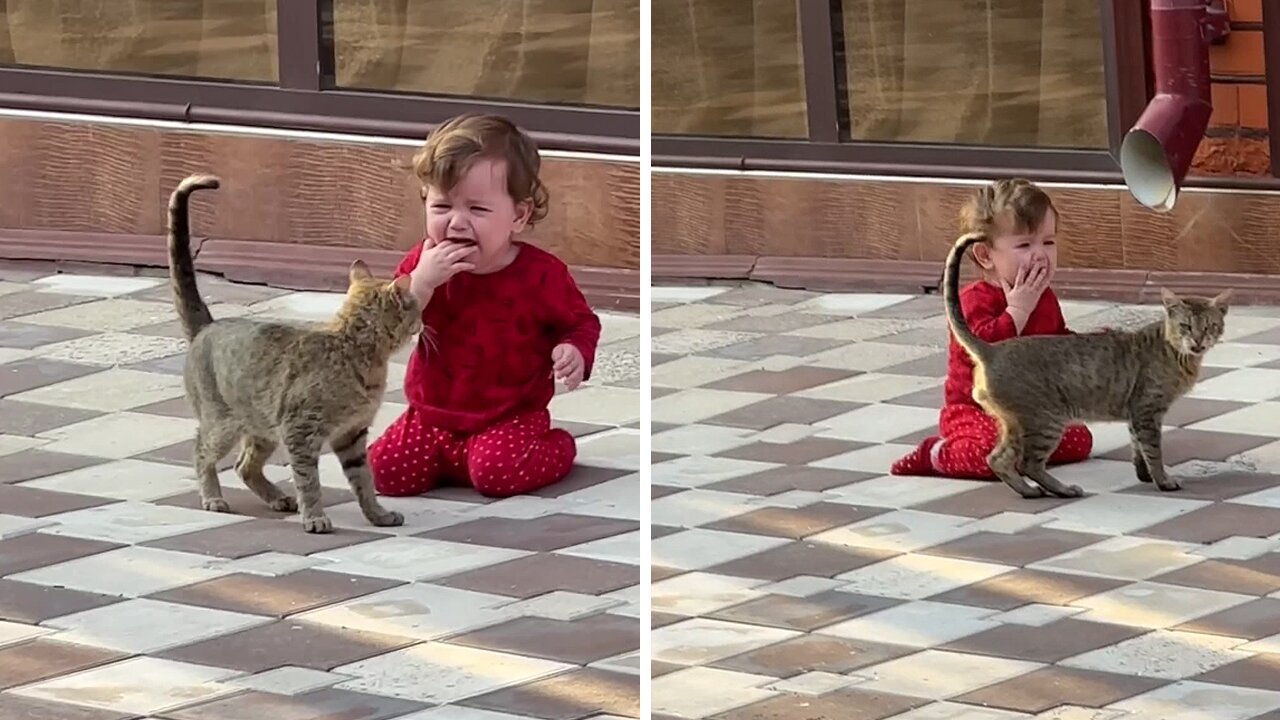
[1120,0,1226,211]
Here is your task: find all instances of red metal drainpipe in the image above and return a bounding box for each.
[1119,0,1230,211]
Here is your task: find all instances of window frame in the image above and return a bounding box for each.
[654,0,1280,184]
[0,0,640,155]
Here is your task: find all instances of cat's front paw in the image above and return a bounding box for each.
[302,513,334,534]
[202,498,231,513]
[369,510,405,527]
[1155,477,1182,492]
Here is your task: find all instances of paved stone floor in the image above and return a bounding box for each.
[0,263,640,720]
[651,282,1280,720]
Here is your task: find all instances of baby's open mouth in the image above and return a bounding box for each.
[448,238,477,246]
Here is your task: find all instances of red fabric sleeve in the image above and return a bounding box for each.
[394,242,425,279]
[960,285,1019,342]
[551,264,602,381]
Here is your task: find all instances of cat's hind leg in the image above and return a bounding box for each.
[1130,416,1179,491]
[986,413,1043,498]
[235,436,296,512]
[195,422,240,512]
[1021,425,1084,498]
[331,427,404,528]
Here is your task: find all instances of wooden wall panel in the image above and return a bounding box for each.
[653,172,1280,275]
[0,117,640,270]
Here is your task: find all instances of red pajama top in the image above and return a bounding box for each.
[944,280,1071,408]
[394,241,602,433]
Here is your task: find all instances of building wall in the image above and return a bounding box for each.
[0,116,640,271]
[1194,0,1271,176]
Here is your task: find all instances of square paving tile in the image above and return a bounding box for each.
[1194,653,1280,692]
[0,449,107,484]
[652,617,800,666]
[1138,502,1280,543]
[0,484,117,517]
[10,545,233,598]
[703,503,888,540]
[711,634,915,678]
[0,321,94,348]
[165,688,427,720]
[942,618,1148,663]
[716,437,870,464]
[415,513,637,551]
[706,541,895,581]
[703,366,858,394]
[7,655,241,716]
[143,517,385,559]
[0,638,127,690]
[1175,597,1280,639]
[156,618,418,672]
[0,357,101,395]
[703,396,863,430]
[0,694,137,720]
[293,583,518,642]
[923,527,1107,567]
[332,642,574,705]
[1153,556,1280,595]
[147,569,403,618]
[43,597,271,654]
[0,532,121,575]
[953,666,1166,713]
[1062,629,1254,680]
[436,552,638,598]
[849,649,1043,700]
[709,591,903,632]
[448,613,638,665]
[458,668,639,719]
[0,399,103,436]
[710,688,929,720]
[705,466,878,496]
[0,578,121,624]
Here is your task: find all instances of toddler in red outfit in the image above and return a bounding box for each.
[369,114,602,498]
[891,178,1093,479]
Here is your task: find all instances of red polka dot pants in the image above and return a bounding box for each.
[895,404,1093,479]
[368,408,577,498]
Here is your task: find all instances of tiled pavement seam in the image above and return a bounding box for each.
[651,282,1280,720]
[0,265,640,720]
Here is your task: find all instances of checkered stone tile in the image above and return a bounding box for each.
[0,272,638,718]
[652,284,1280,717]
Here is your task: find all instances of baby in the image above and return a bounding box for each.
[369,113,602,498]
[891,178,1093,478]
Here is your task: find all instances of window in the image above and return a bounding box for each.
[839,0,1108,148]
[331,0,639,109]
[0,0,278,83]
[651,0,807,138]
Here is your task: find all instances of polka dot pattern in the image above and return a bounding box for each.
[891,404,1093,479]
[368,407,577,498]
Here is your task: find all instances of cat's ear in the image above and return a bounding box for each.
[349,260,373,283]
[391,274,412,293]
[1210,288,1233,310]
[1160,287,1183,309]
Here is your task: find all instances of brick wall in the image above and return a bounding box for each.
[1192,0,1271,176]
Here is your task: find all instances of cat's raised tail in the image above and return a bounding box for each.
[167,174,221,341]
[943,231,993,365]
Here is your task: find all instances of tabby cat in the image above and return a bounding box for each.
[944,231,1231,499]
[167,174,421,533]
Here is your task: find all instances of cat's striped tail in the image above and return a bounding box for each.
[944,231,993,365]
[167,174,220,341]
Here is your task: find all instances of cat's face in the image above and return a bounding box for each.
[1161,288,1231,356]
[345,261,423,345]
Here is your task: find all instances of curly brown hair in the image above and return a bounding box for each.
[411,114,550,226]
[958,178,1059,265]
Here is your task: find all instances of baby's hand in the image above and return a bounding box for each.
[551,343,584,390]
[1000,255,1050,316]
[411,238,477,291]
